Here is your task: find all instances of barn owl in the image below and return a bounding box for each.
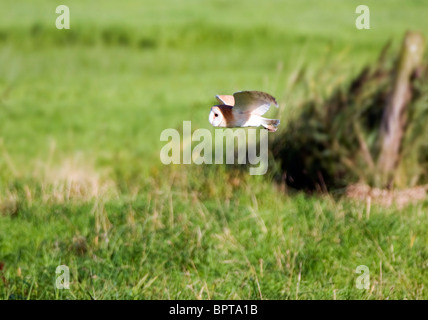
[208,91,280,132]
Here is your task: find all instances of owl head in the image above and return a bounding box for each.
[209,106,224,127]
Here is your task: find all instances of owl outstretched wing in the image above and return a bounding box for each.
[232,91,278,116]
[215,95,235,106]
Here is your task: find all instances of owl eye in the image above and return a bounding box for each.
[214,114,218,117]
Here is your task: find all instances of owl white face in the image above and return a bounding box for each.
[209,107,223,127]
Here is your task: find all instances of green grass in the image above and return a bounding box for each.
[0,0,427,299]
[1,171,427,299]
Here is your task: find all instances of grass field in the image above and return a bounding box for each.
[0,0,427,299]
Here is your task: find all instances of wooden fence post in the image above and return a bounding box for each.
[377,31,425,188]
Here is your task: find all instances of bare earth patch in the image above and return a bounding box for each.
[346,183,428,208]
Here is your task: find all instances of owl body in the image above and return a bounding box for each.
[208,91,280,132]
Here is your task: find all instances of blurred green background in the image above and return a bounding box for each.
[0,0,427,299]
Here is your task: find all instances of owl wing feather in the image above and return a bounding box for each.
[215,95,235,106]
[232,91,278,116]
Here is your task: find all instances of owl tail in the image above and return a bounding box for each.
[260,118,280,132]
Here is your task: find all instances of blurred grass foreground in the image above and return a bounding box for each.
[0,1,427,300]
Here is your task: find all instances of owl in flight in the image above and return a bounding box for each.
[208,91,280,132]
